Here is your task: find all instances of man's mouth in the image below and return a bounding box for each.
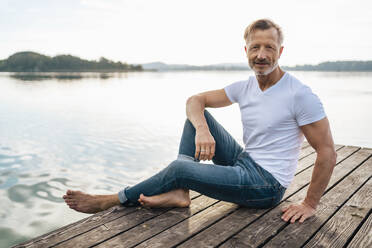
[255,62,269,66]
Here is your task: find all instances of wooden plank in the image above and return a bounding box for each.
[299,145,316,159]
[303,179,372,248]
[301,141,310,149]
[94,198,221,247]
[264,156,372,248]
[346,211,372,248]
[53,195,218,248]
[285,146,358,199]
[135,201,239,248]
[53,208,169,248]
[298,144,342,162]
[296,151,318,174]
[14,205,138,248]
[206,148,369,248]
[295,144,343,174]
[151,146,360,248]
[15,191,200,248]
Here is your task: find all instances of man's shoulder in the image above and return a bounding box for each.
[283,72,310,94]
[285,73,323,109]
[234,75,255,85]
[226,76,253,90]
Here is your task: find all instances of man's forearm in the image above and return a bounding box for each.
[186,95,209,131]
[304,148,337,208]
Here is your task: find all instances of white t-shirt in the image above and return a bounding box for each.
[224,72,326,188]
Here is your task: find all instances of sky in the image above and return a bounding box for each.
[0,0,371,66]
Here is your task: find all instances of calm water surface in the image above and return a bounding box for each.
[0,71,371,247]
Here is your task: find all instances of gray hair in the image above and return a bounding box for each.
[244,19,284,45]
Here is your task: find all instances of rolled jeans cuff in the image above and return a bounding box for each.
[118,186,130,204]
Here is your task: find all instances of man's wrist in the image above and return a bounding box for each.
[303,198,317,210]
[195,124,209,132]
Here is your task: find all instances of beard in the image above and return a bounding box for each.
[250,59,279,76]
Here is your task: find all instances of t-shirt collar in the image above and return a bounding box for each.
[255,72,288,94]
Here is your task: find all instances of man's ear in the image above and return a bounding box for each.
[278,46,284,58]
[244,46,248,57]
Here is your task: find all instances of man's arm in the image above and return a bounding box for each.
[281,117,337,223]
[186,89,233,161]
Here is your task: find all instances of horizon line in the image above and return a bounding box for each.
[2,51,372,67]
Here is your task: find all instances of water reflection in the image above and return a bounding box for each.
[11,73,83,81]
[8,72,130,81]
[0,227,28,248]
[8,180,65,203]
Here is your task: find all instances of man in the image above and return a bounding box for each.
[63,19,337,224]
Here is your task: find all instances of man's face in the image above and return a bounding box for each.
[245,28,283,76]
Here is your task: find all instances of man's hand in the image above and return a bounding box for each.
[186,89,232,161]
[194,128,215,161]
[281,201,316,224]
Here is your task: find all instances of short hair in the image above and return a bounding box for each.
[243,19,283,45]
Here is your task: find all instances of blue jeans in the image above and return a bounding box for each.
[118,110,286,208]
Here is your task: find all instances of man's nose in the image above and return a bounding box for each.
[257,48,266,59]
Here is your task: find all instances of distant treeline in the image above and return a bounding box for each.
[1,52,371,72]
[0,52,142,72]
[283,61,372,71]
[142,61,372,71]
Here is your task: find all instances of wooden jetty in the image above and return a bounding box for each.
[14,143,372,247]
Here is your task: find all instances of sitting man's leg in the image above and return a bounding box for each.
[63,110,245,213]
[137,109,245,207]
[63,158,246,213]
[132,109,244,208]
[64,155,279,213]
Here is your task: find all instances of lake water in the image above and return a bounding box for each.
[0,71,371,247]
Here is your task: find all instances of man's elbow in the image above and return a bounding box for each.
[186,95,194,105]
[317,146,337,168]
[186,94,203,106]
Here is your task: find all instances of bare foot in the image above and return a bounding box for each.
[63,190,121,214]
[138,189,191,208]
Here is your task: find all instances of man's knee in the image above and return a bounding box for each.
[166,160,189,178]
[203,109,218,127]
[184,118,194,130]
